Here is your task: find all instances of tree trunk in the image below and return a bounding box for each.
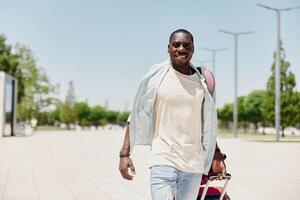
[255,123,258,133]
[281,126,285,138]
[243,123,248,133]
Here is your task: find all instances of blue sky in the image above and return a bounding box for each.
[0,0,299,110]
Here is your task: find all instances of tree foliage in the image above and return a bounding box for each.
[0,34,57,121]
[117,111,130,126]
[59,81,76,128]
[0,35,24,101]
[217,103,233,129]
[15,44,56,120]
[74,102,91,126]
[243,90,267,132]
[0,34,139,128]
[106,110,119,124]
[89,105,107,127]
[294,92,300,127]
[217,44,299,136]
[263,45,298,136]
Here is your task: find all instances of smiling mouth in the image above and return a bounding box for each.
[176,55,188,60]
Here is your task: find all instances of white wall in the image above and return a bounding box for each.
[0,72,5,138]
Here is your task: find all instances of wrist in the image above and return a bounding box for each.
[214,151,226,160]
[119,154,130,158]
[119,150,130,158]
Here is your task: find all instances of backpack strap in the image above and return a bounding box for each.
[197,67,215,95]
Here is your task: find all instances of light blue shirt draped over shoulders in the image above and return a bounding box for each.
[128,59,217,175]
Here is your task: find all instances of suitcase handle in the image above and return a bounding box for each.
[208,173,231,181]
[200,173,231,200]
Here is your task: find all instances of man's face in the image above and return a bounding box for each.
[168,32,194,68]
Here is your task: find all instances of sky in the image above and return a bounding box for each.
[0,0,299,111]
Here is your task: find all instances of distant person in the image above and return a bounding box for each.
[119,29,226,200]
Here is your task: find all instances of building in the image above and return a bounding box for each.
[0,72,18,137]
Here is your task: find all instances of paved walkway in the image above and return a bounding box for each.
[0,130,299,200]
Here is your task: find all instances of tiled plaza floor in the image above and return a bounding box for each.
[0,130,299,200]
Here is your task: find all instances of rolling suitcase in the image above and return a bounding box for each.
[197,173,231,200]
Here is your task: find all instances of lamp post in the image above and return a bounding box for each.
[218,30,253,138]
[256,4,300,141]
[193,59,212,66]
[200,48,227,77]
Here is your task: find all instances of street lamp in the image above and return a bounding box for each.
[200,47,227,77]
[192,59,212,66]
[256,4,300,141]
[218,29,254,138]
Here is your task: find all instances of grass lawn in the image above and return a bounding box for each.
[36,125,67,131]
[218,128,300,142]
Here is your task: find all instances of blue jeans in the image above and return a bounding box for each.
[150,165,202,200]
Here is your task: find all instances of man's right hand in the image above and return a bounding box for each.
[119,157,136,180]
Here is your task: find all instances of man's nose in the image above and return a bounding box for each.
[178,44,186,52]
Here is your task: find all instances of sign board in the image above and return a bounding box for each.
[0,72,18,137]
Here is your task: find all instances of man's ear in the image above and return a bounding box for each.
[167,44,170,53]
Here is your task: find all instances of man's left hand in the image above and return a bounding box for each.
[211,158,226,175]
[211,152,226,178]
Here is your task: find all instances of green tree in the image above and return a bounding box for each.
[59,81,76,129]
[243,90,267,132]
[49,105,61,125]
[74,102,91,127]
[106,110,119,124]
[117,111,130,126]
[0,34,24,101]
[36,111,50,125]
[263,45,298,137]
[217,103,233,129]
[89,105,107,127]
[294,92,300,128]
[0,35,58,121]
[15,44,56,121]
[238,96,249,132]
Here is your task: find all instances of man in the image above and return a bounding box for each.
[119,29,225,200]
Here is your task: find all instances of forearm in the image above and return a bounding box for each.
[120,123,131,157]
[119,123,135,180]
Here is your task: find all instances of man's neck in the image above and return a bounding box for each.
[172,63,194,75]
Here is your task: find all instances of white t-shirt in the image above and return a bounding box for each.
[150,66,205,173]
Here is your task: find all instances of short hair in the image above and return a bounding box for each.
[169,29,194,43]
